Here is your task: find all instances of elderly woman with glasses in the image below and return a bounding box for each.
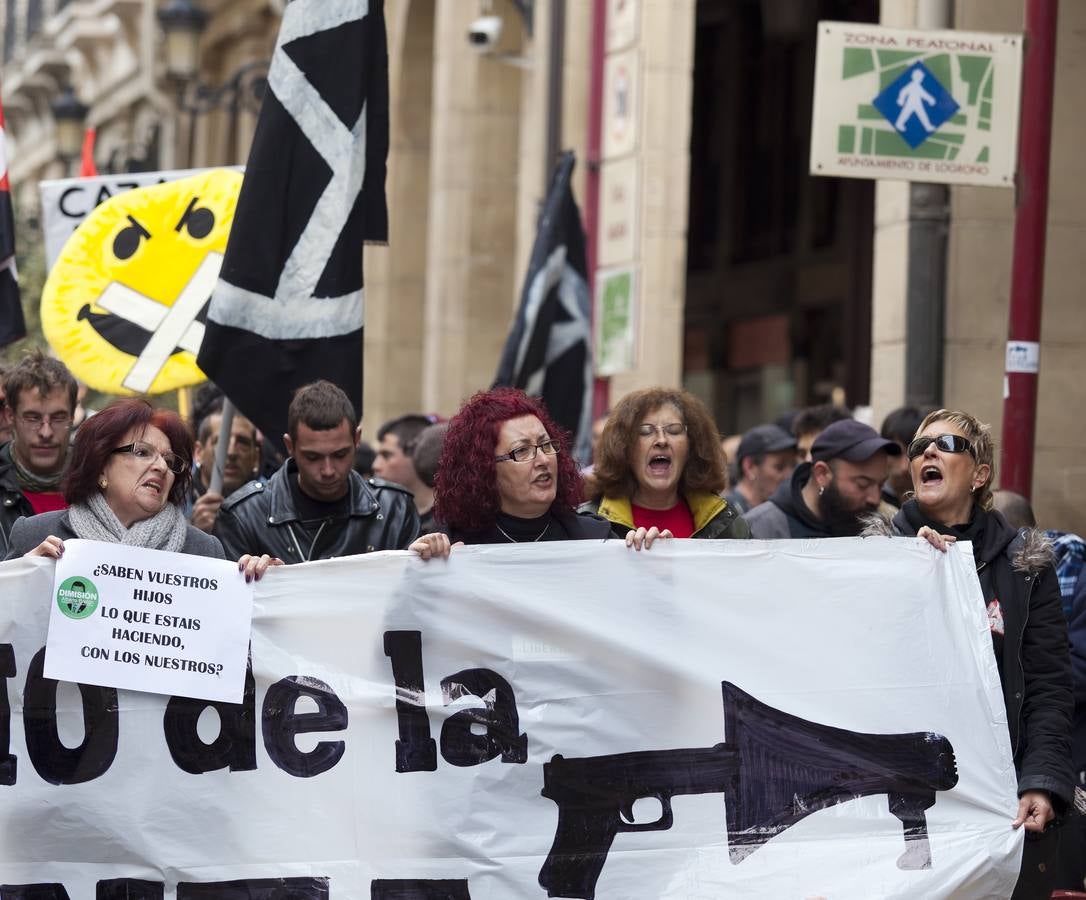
[871,408,1073,898]
[579,387,750,549]
[4,399,278,580]
[409,388,611,558]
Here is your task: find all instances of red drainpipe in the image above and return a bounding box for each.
[585,0,609,418]
[1000,0,1058,498]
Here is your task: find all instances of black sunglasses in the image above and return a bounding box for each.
[907,433,975,460]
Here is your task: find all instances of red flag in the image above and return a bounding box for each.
[0,90,25,348]
[79,127,98,177]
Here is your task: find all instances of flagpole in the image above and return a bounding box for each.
[207,397,236,495]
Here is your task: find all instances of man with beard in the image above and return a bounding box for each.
[0,351,78,555]
[745,419,900,539]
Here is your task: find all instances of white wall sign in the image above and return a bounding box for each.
[606,0,639,52]
[45,539,253,703]
[0,540,1022,897]
[810,22,1022,187]
[603,48,640,160]
[598,155,639,267]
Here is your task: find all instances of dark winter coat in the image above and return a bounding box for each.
[745,463,830,539]
[3,509,225,561]
[880,503,1075,807]
[0,442,35,558]
[446,509,614,545]
[213,460,420,563]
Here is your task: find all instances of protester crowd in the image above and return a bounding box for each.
[0,349,1082,897]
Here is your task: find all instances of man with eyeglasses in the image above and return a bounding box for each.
[189,402,262,533]
[0,350,78,555]
[214,380,420,563]
[745,419,901,539]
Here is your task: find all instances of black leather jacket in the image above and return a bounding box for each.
[213,459,420,563]
[0,442,35,558]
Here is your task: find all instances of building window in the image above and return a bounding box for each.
[27,0,42,40]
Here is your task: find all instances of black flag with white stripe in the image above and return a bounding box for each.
[198,0,388,444]
[493,151,593,465]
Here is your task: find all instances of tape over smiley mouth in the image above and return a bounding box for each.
[78,303,209,358]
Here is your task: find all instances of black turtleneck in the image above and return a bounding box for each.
[484,511,571,544]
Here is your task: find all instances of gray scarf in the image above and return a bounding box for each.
[10,444,67,493]
[68,492,188,553]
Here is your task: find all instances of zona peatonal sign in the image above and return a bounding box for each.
[810,22,1022,187]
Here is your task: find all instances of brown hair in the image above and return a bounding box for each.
[287,380,357,442]
[3,349,77,414]
[914,408,995,511]
[586,387,726,502]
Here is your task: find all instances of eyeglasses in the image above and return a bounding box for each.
[495,439,560,464]
[906,434,975,460]
[112,441,188,475]
[638,422,687,439]
[17,411,72,430]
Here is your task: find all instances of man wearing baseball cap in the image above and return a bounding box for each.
[724,424,797,514]
[745,419,901,539]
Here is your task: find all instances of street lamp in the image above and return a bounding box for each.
[51,85,88,164]
[157,0,208,82]
[156,0,267,168]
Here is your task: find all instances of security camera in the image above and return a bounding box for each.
[468,15,503,51]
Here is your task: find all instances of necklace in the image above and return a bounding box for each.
[495,520,550,543]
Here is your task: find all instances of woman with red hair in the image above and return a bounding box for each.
[409,388,610,557]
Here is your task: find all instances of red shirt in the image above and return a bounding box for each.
[25,491,67,516]
[631,499,695,538]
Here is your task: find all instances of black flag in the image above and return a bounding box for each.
[493,151,593,464]
[0,92,24,348]
[198,0,388,445]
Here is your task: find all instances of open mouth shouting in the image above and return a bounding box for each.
[646,452,673,480]
[140,477,166,497]
[919,464,943,487]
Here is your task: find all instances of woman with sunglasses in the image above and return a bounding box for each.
[409,388,611,558]
[4,399,277,580]
[877,408,1072,898]
[580,387,749,549]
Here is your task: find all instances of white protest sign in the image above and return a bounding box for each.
[38,167,242,270]
[44,539,252,703]
[1,540,1021,898]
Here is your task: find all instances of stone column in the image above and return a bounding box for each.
[608,0,696,400]
[419,0,524,416]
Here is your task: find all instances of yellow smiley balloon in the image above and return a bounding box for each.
[41,168,243,395]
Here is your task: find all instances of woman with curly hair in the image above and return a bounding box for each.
[580,387,750,548]
[409,388,610,558]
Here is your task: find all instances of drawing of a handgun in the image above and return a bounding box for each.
[538,681,959,899]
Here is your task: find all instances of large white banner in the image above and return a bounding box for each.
[0,539,1021,898]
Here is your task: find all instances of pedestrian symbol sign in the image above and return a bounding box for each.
[810,22,1022,188]
[872,61,960,149]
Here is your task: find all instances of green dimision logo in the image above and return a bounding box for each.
[57,576,99,620]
